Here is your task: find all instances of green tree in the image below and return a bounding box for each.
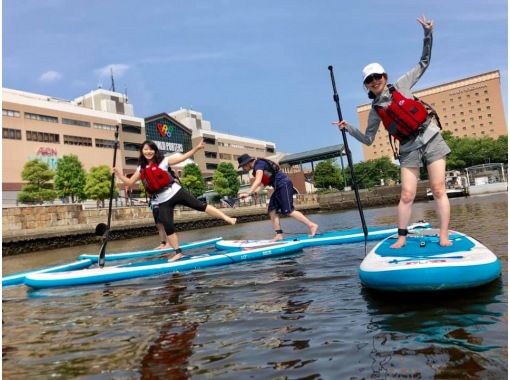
[443,131,508,170]
[314,159,344,190]
[213,162,240,197]
[180,163,206,197]
[352,157,400,189]
[54,154,87,202]
[84,165,118,207]
[17,159,57,203]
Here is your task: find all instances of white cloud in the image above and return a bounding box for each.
[38,70,62,83]
[94,64,131,79]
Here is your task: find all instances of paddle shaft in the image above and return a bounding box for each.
[99,125,120,267]
[328,66,368,242]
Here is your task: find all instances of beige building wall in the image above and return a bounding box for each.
[2,88,145,203]
[170,109,276,177]
[356,70,507,161]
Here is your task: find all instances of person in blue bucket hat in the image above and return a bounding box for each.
[237,154,318,240]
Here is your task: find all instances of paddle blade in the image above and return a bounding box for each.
[221,197,237,208]
[98,239,108,268]
[95,223,108,236]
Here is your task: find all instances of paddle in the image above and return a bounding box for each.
[96,125,120,268]
[328,65,369,254]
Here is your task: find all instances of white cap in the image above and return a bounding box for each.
[362,63,386,82]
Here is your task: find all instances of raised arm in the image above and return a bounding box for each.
[395,15,434,89]
[168,138,205,165]
[113,167,141,187]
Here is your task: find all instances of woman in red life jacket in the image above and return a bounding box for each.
[113,139,237,261]
[333,15,452,248]
[237,154,318,240]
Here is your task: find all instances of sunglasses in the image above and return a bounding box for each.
[364,73,384,85]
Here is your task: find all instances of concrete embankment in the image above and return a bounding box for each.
[2,183,428,255]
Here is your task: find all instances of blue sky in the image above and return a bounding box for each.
[3,0,508,163]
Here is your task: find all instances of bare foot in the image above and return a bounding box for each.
[309,223,319,237]
[273,233,284,241]
[168,252,184,262]
[157,243,173,250]
[227,217,237,225]
[439,237,452,247]
[154,243,166,250]
[390,236,406,249]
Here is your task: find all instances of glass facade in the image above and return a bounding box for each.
[145,116,192,154]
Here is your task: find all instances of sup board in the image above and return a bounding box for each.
[25,240,304,289]
[78,237,222,262]
[2,259,93,287]
[216,222,430,250]
[359,228,501,291]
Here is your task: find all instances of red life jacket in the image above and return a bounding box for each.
[140,162,173,194]
[252,158,280,186]
[374,85,434,142]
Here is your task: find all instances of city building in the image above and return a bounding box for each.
[2,88,145,204]
[169,109,277,179]
[356,70,507,161]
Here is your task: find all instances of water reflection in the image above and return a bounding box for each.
[361,279,507,378]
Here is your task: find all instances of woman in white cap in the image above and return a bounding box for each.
[333,15,452,248]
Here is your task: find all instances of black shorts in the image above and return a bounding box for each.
[157,187,207,234]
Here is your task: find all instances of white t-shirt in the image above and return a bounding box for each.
[136,157,181,206]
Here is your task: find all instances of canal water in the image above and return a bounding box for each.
[2,193,507,379]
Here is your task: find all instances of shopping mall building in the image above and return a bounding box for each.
[2,88,276,204]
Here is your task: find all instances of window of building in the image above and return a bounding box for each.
[266,146,275,153]
[2,109,20,118]
[479,116,483,120]
[2,128,22,140]
[203,137,216,145]
[63,135,93,146]
[25,112,58,123]
[219,153,232,160]
[475,92,479,96]
[121,123,142,134]
[62,118,91,127]
[486,106,491,110]
[467,94,470,98]
[485,98,489,102]
[124,142,141,151]
[206,163,218,170]
[26,130,60,143]
[125,157,139,166]
[96,138,116,148]
[487,114,492,118]
[481,131,485,135]
[205,151,218,159]
[460,111,464,115]
[93,123,117,131]
[484,90,488,94]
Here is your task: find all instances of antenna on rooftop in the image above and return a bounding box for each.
[124,87,128,103]
[110,67,116,92]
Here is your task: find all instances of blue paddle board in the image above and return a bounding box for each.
[24,240,304,289]
[216,222,430,250]
[78,237,222,262]
[359,228,501,291]
[2,259,93,287]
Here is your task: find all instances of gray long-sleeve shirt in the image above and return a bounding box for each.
[345,27,439,154]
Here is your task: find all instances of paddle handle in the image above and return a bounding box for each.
[99,125,120,268]
[328,66,368,243]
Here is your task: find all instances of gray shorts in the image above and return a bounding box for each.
[399,133,451,168]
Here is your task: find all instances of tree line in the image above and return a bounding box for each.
[16,156,241,205]
[16,132,507,203]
